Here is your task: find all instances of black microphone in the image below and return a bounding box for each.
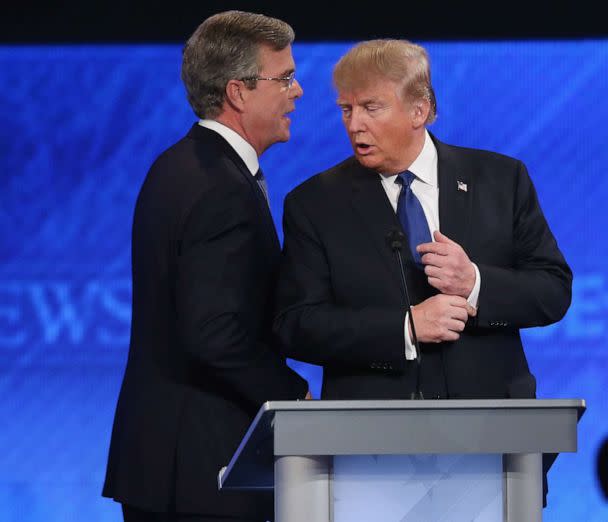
[386,229,424,400]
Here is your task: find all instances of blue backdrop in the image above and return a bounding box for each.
[1,41,607,520]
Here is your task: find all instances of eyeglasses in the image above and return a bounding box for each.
[240,71,296,89]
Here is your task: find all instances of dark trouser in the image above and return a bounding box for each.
[122,504,266,522]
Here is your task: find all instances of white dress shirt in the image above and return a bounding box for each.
[198,119,259,176]
[379,130,481,359]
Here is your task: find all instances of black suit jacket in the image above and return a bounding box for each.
[103,124,307,516]
[274,134,571,400]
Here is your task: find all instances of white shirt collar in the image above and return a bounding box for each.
[380,130,438,187]
[198,119,259,176]
[408,130,438,187]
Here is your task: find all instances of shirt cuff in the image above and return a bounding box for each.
[404,312,418,360]
[467,262,481,309]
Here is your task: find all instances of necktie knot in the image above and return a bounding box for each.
[396,170,416,189]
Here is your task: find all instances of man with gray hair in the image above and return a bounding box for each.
[274,38,571,503]
[103,11,307,522]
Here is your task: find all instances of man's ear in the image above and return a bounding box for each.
[412,98,431,128]
[225,79,246,112]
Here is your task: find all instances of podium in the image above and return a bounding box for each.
[218,400,585,522]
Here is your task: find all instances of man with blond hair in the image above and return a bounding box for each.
[103,11,308,522]
[274,39,571,502]
[276,37,571,399]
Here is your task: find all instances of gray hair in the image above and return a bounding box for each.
[333,39,437,124]
[181,10,295,119]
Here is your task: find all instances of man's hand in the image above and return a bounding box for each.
[417,230,476,298]
[410,294,471,343]
[305,390,313,400]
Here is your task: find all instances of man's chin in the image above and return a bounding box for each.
[270,132,290,147]
[354,153,379,170]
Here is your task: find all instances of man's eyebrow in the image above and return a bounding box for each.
[360,97,381,105]
[337,97,381,106]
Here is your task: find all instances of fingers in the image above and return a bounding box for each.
[446,297,469,336]
[426,294,468,308]
[449,304,469,322]
[417,231,456,256]
[412,294,472,344]
[417,242,449,257]
[433,230,456,244]
[446,318,466,332]
[436,316,465,342]
[422,252,447,268]
[419,235,475,298]
[418,232,462,259]
[427,276,443,293]
[442,330,461,342]
[424,265,442,278]
[447,295,469,308]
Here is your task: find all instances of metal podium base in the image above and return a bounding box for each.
[275,456,330,522]
[273,453,542,522]
[504,453,542,521]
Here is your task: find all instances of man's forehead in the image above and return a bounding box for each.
[337,82,398,104]
[258,44,294,72]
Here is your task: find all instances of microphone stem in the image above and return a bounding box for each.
[395,249,422,364]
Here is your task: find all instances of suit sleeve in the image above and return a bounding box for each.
[273,191,407,371]
[476,161,572,328]
[175,186,307,408]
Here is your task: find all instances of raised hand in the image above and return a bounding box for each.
[417,230,476,299]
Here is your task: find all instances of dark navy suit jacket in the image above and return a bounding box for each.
[274,134,571,401]
[103,124,307,516]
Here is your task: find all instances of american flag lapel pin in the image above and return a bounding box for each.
[457,180,468,192]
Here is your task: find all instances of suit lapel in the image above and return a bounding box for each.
[433,135,472,251]
[188,124,280,251]
[223,153,280,250]
[348,160,404,287]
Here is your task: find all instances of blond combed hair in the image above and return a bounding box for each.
[333,39,437,124]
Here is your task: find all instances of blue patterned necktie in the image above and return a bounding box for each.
[395,170,431,267]
[254,168,270,206]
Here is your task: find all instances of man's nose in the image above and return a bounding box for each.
[290,79,303,99]
[347,110,365,133]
